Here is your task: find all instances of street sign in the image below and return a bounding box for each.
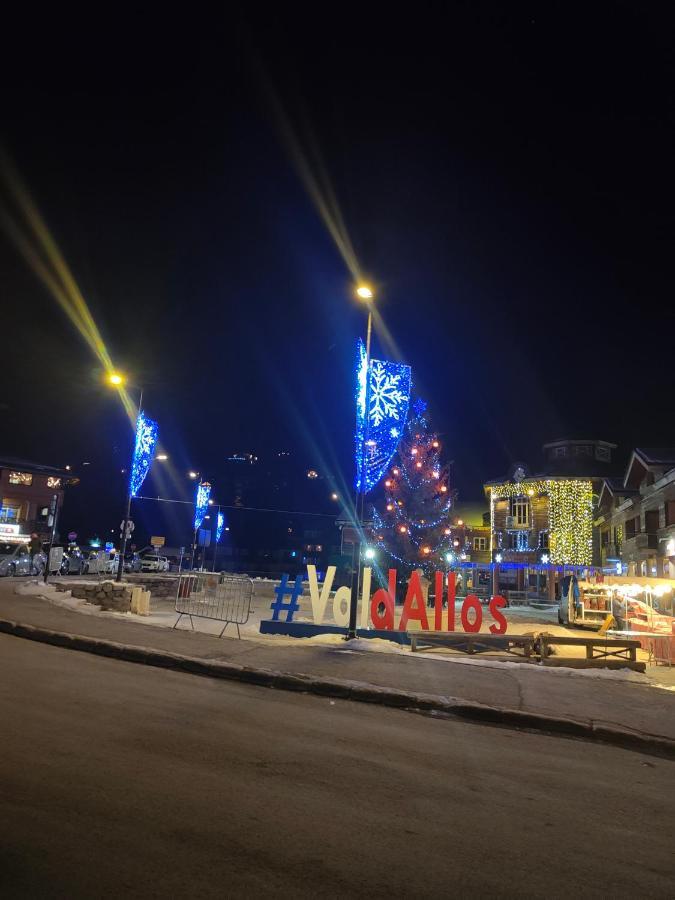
[150,536,165,547]
[48,546,64,574]
[120,520,135,533]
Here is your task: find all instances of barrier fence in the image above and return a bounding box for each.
[174,572,254,638]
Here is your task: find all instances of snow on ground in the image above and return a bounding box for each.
[12,579,674,687]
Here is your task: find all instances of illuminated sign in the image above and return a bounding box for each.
[271,565,508,634]
[0,523,21,535]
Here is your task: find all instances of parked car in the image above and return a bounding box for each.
[140,553,169,573]
[0,542,45,576]
[124,551,142,573]
[59,547,89,575]
[87,550,118,575]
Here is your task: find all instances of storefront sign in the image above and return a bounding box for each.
[280,565,508,633]
[0,523,20,536]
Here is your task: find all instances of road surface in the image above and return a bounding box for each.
[1,633,673,898]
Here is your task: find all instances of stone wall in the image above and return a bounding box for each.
[57,580,133,612]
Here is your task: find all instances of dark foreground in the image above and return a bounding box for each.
[1,634,673,898]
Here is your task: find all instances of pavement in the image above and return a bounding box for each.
[1,579,675,755]
[2,634,674,898]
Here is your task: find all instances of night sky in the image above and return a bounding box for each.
[1,5,673,543]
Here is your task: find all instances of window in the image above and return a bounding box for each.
[601,529,610,546]
[511,499,530,526]
[551,446,567,458]
[595,446,610,461]
[539,530,549,549]
[508,531,530,551]
[625,517,637,540]
[46,477,62,488]
[663,560,671,578]
[666,500,675,527]
[473,536,487,551]
[573,445,592,457]
[8,471,32,486]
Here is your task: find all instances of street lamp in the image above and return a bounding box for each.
[107,372,148,582]
[348,283,376,639]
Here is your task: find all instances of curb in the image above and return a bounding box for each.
[1,617,673,759]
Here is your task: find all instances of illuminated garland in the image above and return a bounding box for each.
[488,479,593,566]
[354,340,411,493]
[129,411,158,498]
[194,481,212,531]
[216,511,225,543]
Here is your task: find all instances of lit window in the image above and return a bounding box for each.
[511,499,530,526]
[9,472,32,486]
[47,477,62,488]
[473,537,487,551]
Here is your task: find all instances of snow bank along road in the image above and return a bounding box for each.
[1,634,673,898]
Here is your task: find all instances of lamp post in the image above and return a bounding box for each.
[108,372,145,582]
[348,284,374,640]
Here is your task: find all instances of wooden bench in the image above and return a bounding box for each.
[537,634,642,665]
[408,632,535,657]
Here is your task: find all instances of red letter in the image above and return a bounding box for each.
[371,569,396,630]
[434,571,443,631]
[447,571,455,631]
[399,571,430,631]
[488,595,508,634]
[461,594,482,633]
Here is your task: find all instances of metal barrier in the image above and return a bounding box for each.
[174,572,253,638]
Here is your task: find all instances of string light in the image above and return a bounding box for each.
[488,478,593,565]
[215,511,225,543]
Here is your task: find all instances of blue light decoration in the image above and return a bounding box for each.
[354,339,412,493]
[215,511,225,543]
[129,411,159,498]
[194,481,212,531]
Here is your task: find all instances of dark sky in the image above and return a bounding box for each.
[1,4,673,541]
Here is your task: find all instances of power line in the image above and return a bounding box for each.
[135,495,339,519]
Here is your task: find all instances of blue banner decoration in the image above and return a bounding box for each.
[129,411,158,498]
[215,511,225,543]
[194,481,212,531]
[355,340,411,493]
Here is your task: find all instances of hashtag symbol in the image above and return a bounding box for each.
[270,573,303,622]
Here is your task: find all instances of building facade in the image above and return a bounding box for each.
[0,457,72,542]
[595,448,675,578]
[485,467,594,566]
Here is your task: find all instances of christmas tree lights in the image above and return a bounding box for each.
[370,400,458,575]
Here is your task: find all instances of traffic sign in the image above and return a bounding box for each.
[120,520,135,533]
[150,536,165,547]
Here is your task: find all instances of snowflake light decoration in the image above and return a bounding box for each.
[129,411,158,498]
[369,361,406,427]
[194,481,212,531]
[354,340,411,493]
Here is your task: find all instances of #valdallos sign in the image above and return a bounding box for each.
[295,565,508,633]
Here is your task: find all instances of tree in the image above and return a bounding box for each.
[369,399,456,577]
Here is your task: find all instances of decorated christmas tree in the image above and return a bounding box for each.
[370,400,456,576]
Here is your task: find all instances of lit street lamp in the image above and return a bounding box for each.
[348,283,375,639]
[107,372,153,583]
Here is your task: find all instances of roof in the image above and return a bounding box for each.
[633,448,675,467]
[0,456,71,478]
[542,439,617,450]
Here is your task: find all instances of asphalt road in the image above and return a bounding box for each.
[1,634,673,899]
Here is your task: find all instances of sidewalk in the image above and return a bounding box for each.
[2,580,674,751]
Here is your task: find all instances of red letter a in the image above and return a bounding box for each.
[399,571,430,631]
